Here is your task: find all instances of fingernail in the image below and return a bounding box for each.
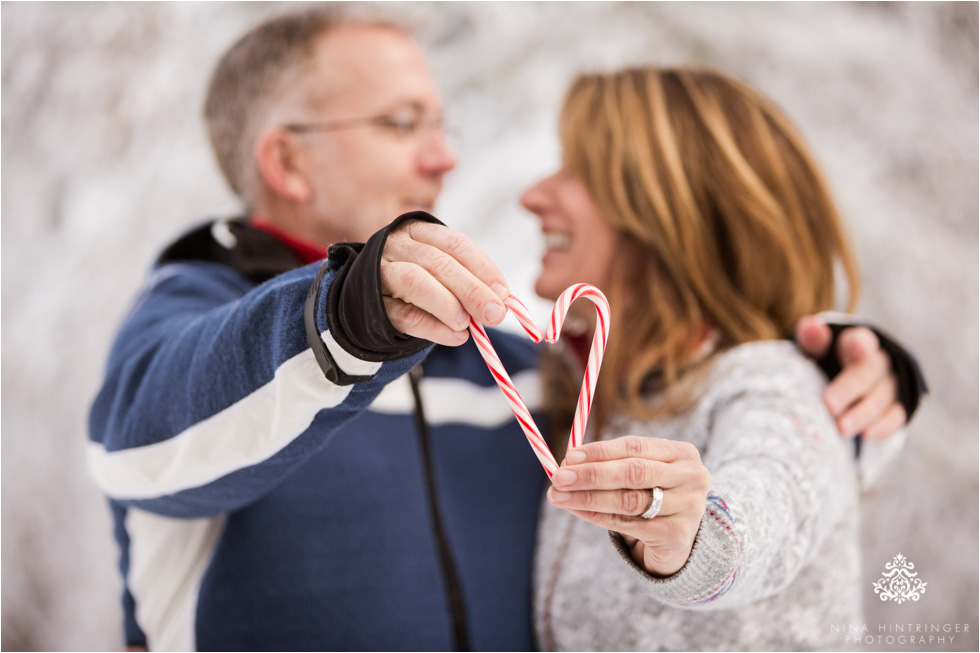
[483,302,504,324]
[549,489,572,503]
[491,282,508,300]
[838,418,855,437]
[453,330,468,344]
[553,468,577,487]
[564,450,586,464]
[457,310,470,329]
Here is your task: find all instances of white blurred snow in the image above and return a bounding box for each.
[2,2,976,650]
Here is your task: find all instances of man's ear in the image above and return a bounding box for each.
[254,129,312,202]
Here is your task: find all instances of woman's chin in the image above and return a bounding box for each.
[533,276,564,302]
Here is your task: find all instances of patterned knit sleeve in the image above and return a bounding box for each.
[610,341,857,610]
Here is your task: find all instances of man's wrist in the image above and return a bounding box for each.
[305,212,443,384]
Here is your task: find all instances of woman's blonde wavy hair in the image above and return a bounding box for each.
[545,66,861,437]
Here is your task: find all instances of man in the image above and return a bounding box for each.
[88,7,924,651]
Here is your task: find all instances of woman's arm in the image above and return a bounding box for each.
[546,343,857,609]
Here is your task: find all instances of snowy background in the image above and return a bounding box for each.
[2,2,977,650]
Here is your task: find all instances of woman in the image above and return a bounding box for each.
[523,66,862,650]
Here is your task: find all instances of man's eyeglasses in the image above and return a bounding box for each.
[281,108,448,140]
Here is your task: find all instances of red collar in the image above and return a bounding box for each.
[566,332,592,369]
[249,216,327,265]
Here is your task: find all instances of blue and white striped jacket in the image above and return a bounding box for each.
[88,219,546,651]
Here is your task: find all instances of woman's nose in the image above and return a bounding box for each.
[520,174,554,216]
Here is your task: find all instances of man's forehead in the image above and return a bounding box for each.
[304,25,440,113]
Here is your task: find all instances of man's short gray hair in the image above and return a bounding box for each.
[203,5,414,204]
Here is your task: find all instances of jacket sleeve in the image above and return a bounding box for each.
[87,257,431,519]
[610,345,857,609]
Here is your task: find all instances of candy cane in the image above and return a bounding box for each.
[469,296,556,475]
[547,284,610,451]
[468,284,610,476]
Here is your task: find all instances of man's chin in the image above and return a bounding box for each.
[401,204,435,215]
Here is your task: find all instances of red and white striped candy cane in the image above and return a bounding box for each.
[469,295,557,476]
[545,283,610,451]
[468,284,610,477]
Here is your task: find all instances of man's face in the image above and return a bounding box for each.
[286,25,456,246]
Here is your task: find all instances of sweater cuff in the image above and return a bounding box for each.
[609,493,741,607]
[304,211,442,385]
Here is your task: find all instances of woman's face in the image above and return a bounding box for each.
[520,167,620,302]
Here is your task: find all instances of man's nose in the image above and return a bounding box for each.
[418,127,457,175]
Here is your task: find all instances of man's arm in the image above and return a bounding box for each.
[87,260,426,518]
[88,213,508,519]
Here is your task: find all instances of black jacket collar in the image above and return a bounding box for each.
[156,218,306,284]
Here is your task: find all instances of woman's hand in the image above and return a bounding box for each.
[548,436,711,577]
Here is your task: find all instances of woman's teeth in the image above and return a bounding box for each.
[544,233,572,250]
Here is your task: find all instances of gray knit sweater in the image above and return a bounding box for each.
[534,341,861,651]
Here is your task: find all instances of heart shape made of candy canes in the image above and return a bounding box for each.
[468,283,610,478]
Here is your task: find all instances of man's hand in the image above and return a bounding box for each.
[795,316,907,440]
[381,220,510,347]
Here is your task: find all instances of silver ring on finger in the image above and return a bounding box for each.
[640,487,664,520]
